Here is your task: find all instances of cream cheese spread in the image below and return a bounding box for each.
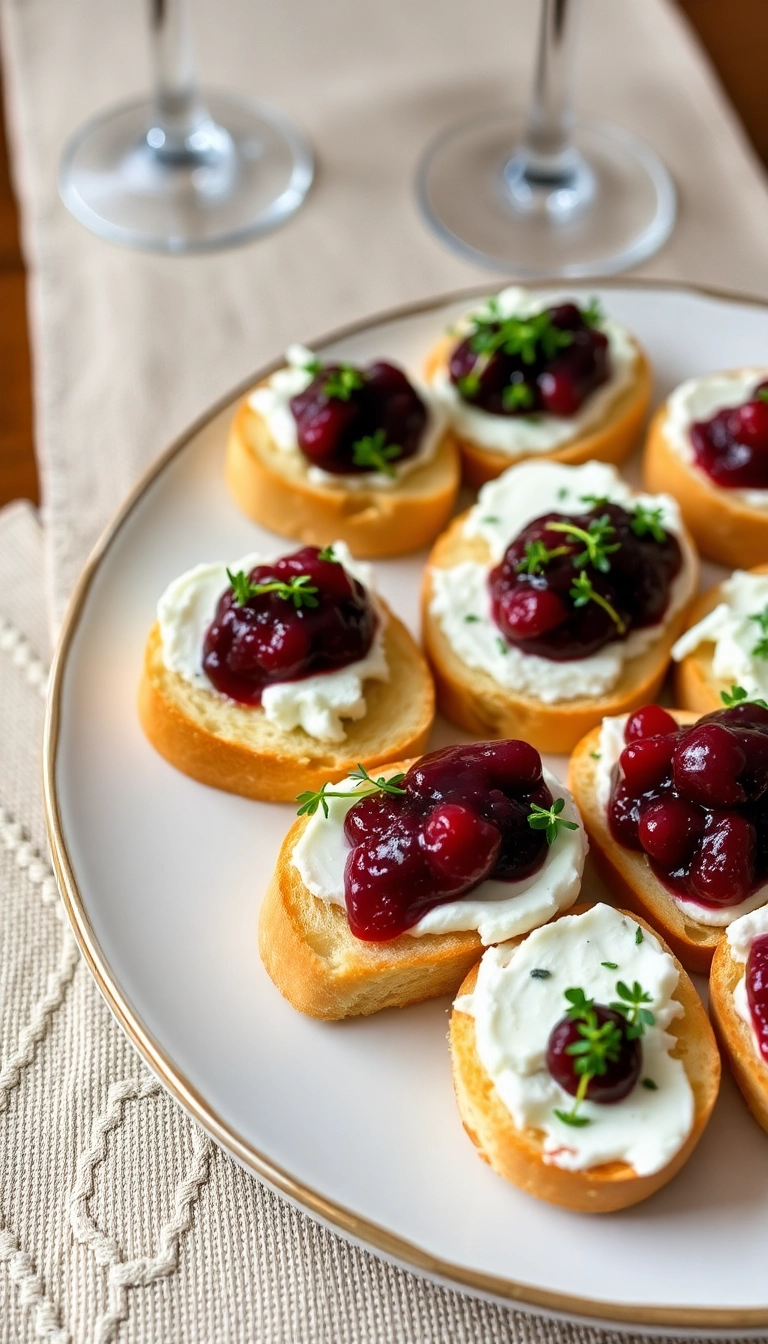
[249,344,445,491]
[455,903,694,1175]
[427,287,638,455]
[595,713,768,927]
[671,570,768,702]
[428,460,696,705]
[726,904,768,1062]
[662,368,768,510]
[291,767,586,945]
[156,541,389,743]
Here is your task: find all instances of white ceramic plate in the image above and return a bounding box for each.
[45,283,768,1335]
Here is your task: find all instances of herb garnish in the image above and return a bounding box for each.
[464,613,480,623]
[601,961,618,970]
[317,545,338,563]
[351,429,402,475]
[757,388,768,405]
[527,797,579,846]
[515,538,570,576]
[323,365,365,401]
[642,1078,659,1091]
[720,684,768,709]
[502,382,535,411]
[569,572,627,634]
[467,308,575,364]
[496,636,509,656]
[553,978,654,1126]
[227,569,319,609]
[610,981,656,1038]
[302,356,323,376]
[546,514,620,573]
[630,503,667,543]
[635,925,644,945]
[530,968,551,979]
[296,764,407,819]
[581,296,604,327]
[749,605,768,660]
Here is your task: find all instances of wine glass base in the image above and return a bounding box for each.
[59,92,314,254]
[417,110,676,277]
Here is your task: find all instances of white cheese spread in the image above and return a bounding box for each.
[428,460,696,705]
[156,541,388,743]
[455,903,694,1175]
[595,713,768,927]
[662,368,768,510]
[291,766,586,945]
[671,570,768,702]
[727,904,768,1063]
[427,287,638,455]
[249,344,445,491]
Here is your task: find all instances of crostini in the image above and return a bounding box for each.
[710,905,768,1134]
[569,698,768,973]
[451,902,719,1212]
[643,368,768,569]
[672,564,768,713]
[138,541,434,802]
[258,740,587,1018]
[226,346,460,558]
[422,459,698,755]
[424,287,651,488]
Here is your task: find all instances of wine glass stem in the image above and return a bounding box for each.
[522,0,583,182]
[147,0,212,159]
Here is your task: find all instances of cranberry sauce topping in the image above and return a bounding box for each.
[289,360,427,476]
[488,502,683,660]
[547,1005,642,1104]
[449,301,610,418]
[690,380,768,490]
[341,741,556,941]
[608,701,768,908]
[202,546,376,705]
[746,933,768,1063]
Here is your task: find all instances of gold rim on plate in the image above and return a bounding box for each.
[43,278,768,1331]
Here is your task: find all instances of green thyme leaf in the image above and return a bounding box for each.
[635,926,644,945]
[515,538,570,576]
[631,503,667,543]
[530,968,551,979]
[528,797,579,846]
[554,1109,591,1128]
[323,365,365,401]
[317,545,338,563]
[569,572,627,634]
[601,961,618,970]
[642,1078,659,1091]
[548,514,621,573]
[502,381,535,411]
[351,428,402,476]
[296,764,407,819]
[720,684,768,709]
[227,568,320,610]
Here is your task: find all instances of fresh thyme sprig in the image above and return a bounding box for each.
[554,988,623,1128]
[610,981,656,1039]
[757,387,768,405]
[580,296,604,328]
[631,503,667,543]
[749,604,768,659]
[502,381,535,411]
[323,365,365,401]
[515,538,570,576]
[317,545,338,563]
[296,764,408,819]
[227,569,320,609]
[351,429,403,475]
[468,308,575,364]
[302,356,323,376]
[720,683,768,709]
[546,514,620,573]
[569,572,627,634]
[527,797,579,846]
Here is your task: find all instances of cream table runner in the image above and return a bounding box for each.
[2,0,768,1338]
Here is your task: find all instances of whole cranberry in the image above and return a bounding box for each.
[625,705,678,742]
[497,586,568,641]
[731,728,768,801]
[421,803,501,887]
[344,829,434,941]
[619,735,675,795]
[486,739,543,791]
[547,1005,642,1104]
[538,367,581,417]
[672,723,747,807]
[297,398,358,463]
[688,812,756,905]
[638,797,705,869]
[608,778,644,849]
[251,620,310,675]
[728,399,768,451]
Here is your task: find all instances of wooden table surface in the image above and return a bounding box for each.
[0,1,766,513]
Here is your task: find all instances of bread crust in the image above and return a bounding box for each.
[258,807,482,1019]
[674,562,768,713]
[451,910,720,1212]
[138,607,434,802]
[423,336,651,489]
[421,512,698,756]
[643,402,768,569]
[709,937,768,1135]
[226,398,461,559]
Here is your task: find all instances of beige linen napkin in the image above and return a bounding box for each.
[2,0,768,625]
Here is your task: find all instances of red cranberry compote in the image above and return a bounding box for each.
[746,934,768,1063]
[608,702,768,909]
[450,302,610,417]
[202,546,376,705]
[289,361,427,476]
[489,504,683,660]
[690,379,768,489]
[342,741,553,941]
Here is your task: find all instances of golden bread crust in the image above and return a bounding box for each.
[450,912,720,1212]
[225,398,461,559]
[138,607,434,802]
[423,336,652,489]
[709,937,768,1135]
[258,807,482,1019]
[643,402,768,569]
[674,562,768,713]
[421,511,698,755]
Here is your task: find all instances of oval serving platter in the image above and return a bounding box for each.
[45,282,768,1334]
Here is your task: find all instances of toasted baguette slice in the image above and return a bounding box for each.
[422,512,697,756]
[138,608,434,803]
[451,911,720,1212]
[643,402,768,569]
[709,937,768,1135]
[424,336,651,489]
[226,398,461,559]
[674,563,768,713]
[258,805,482,1019]
[566,714,736,974]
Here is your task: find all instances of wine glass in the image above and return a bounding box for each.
[417,0,676,276]
[58,0,314,253]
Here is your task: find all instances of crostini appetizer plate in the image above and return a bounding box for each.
[45,283,768,1334]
